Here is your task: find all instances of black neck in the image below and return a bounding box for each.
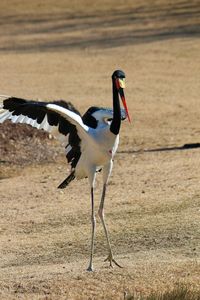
[110,80,121,135]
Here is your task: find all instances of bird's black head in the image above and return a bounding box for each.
[112,69,130,122]
[112,70,125,80]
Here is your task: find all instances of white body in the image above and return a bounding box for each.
[76,126,119,180]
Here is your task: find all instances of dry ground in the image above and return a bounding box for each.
[0,0,200,299]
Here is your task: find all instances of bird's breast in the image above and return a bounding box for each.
[88,128,119,163]
[75,128,119,179]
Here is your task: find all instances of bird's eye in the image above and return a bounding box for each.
[104,117,113,123]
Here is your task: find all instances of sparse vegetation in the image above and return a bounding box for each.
[125,286,200,300]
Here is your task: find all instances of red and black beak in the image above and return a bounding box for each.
[116,78,131,122]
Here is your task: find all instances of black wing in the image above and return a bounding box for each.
[0,96,81,168]
[1,97,80,134]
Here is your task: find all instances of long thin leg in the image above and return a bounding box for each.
[87,187,96,271]
[98,183,122,268]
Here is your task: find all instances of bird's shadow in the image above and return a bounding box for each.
[119,143,200,154]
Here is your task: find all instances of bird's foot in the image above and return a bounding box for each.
[104,253,122,268]
[86,265,94,272]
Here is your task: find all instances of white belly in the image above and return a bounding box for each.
[75,129,119,179]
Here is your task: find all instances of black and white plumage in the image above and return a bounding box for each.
[0,70,130,271]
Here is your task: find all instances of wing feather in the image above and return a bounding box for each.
[46,103,89,139]
[0,96,86,169]
[0,96,82,138]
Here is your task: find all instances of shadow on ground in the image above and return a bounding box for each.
[119,143,200,154]
[0,0,199,52]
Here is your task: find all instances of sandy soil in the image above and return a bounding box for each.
[0,0,200,299]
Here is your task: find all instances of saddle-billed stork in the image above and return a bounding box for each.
[0,70,130,271]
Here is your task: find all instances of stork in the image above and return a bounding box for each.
[0,70,130,271]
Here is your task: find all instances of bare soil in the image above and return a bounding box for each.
[0,0,200,299]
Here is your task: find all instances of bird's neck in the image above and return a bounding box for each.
[110,80,121,135]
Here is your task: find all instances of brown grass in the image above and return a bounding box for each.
[0,0,200,299]
[126,285,200,300]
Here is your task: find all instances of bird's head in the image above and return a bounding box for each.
[112,70,131,122]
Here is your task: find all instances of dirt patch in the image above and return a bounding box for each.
[0,121,62,178]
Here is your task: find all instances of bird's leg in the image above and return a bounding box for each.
[87,186,96,272]
[98,183,122,269]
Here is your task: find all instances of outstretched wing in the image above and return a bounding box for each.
[0,96,82,136]
[0,96,89,168]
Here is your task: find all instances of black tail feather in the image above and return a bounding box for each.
[58,172,75,189]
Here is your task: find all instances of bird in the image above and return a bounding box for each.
[0,69,130,271]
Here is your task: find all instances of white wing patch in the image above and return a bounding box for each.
[0,108,69,146]
[0,98,93,158]
[65,144,72,155]
[46,103,90,142]
[46,104,88,131]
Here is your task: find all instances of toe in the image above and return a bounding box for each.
[87,266,94,272]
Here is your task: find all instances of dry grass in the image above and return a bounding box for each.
[0,0,200,299]
[125,285,200,300]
